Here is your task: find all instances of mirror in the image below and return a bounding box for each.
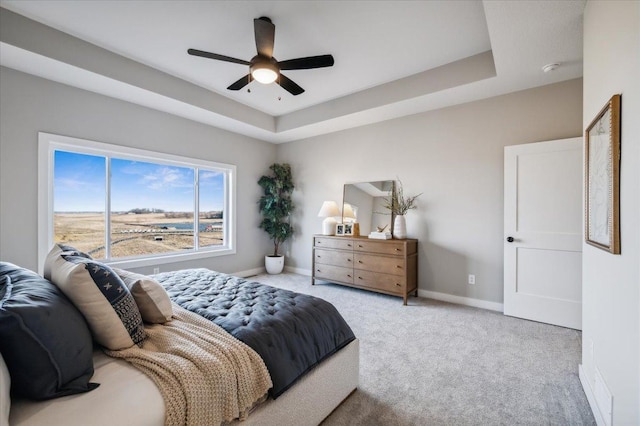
[342,180,395,237]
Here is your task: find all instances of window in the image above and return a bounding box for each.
[38,133,235,270]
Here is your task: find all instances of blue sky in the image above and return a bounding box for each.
[54,151,224,212]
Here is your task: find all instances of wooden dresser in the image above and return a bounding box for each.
[312,235,418,305]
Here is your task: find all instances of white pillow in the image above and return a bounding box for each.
[0,352,10,426]
[112,268,173,324]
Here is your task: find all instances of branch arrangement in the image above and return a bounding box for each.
[383,179,422,216]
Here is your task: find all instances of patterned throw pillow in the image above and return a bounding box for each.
[112,268,173,324]
[45,246,145,350]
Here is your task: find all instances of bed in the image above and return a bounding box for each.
[1,259,359,426]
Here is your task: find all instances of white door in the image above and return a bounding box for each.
[504,138,583,330]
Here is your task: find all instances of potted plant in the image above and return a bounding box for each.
[383,179,421,239]
[258,163,294,274]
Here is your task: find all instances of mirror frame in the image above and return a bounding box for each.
[342,180,395,237]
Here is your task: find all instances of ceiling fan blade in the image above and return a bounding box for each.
[188,48,250,66]
[277,73,305,96]
[227,74,253,91]
[254,17,275,58]
[278,55,335,70]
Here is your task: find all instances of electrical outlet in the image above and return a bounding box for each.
[468,274,476,285]
[153,267,160,274]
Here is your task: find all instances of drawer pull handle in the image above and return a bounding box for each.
[358,245,363,248]
[395,248,401,251]
[396,283,401,287]
[317,269,321,272]
[347,258,352,262]
[347,274,352,278]
[396,265,402,268]
[347,244,352,247]
[358,276,363,280]
[358,260,363,264]
[317,255,321,258]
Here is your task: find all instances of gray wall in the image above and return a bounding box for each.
[277,78,583,305]
[0,66,276,274]
[581,1,639,423]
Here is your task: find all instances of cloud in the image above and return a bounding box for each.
[140,166,192,190]
[200,171,222,181]
[55,177,98,191]
[199,170,223,188]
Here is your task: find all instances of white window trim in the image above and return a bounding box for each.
[37,132,236,273]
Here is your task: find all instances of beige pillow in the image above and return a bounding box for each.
[44,245,145,350]
[112,268,173,324]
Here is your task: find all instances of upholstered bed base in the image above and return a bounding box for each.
[243,338,359,425]
[9,339,359,425]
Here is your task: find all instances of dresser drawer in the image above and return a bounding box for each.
[354,270,405,293]
[314,237,354,251]
[354,253,406,276]
[353,240,406,256]
[314,248,353,268]
[314,264,354,284]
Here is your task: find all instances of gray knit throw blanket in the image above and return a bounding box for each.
[105,303,272,426]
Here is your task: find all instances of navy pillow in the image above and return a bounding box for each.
[0,262,98,400]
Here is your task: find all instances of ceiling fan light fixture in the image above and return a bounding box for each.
[251,62,279,84]
[188,16,333,95]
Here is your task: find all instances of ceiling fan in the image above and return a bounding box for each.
[188,17,334,96]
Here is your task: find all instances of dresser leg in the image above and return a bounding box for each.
[403,295,408,305]
[311,277,315,285]
[414,288,418,297]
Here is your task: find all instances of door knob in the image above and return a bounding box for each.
[506,236,514,243]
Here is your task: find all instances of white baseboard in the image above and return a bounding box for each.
[232,267,265,278]
[281,268,503,312]
[579,365,606,426]
[418,289,503,312]
[284,266,312,276]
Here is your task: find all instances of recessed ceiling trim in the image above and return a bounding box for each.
[0,3,584,144]
[0,43,279,142]
[0,8,274,132]
[277,50,496,133]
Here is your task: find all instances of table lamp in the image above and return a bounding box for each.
[318,201,341,235]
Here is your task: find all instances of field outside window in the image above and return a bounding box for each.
[41,133,235,269]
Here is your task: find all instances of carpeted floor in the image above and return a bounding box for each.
[251,272,595,426]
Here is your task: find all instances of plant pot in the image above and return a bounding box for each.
[393,215,407,239]
[265,255,285,274]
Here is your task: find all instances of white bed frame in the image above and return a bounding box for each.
[9,339,359,426]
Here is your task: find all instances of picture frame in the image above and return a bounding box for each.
[585,94,621,254]
[335,223,346,236]
[344,223,354,236]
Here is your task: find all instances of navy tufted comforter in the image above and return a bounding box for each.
[153,269,355,398]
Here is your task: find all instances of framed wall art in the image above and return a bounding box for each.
[585,94,621,254]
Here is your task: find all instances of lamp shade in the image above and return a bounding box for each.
[317,201,341,218]
[342,203,356,220]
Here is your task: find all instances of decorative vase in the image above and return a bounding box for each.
[393,215,407,239]
[265,255,285,274]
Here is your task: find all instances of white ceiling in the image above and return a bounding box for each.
[0,0,586,143]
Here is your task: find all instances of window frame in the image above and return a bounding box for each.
[38,132,236,272]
